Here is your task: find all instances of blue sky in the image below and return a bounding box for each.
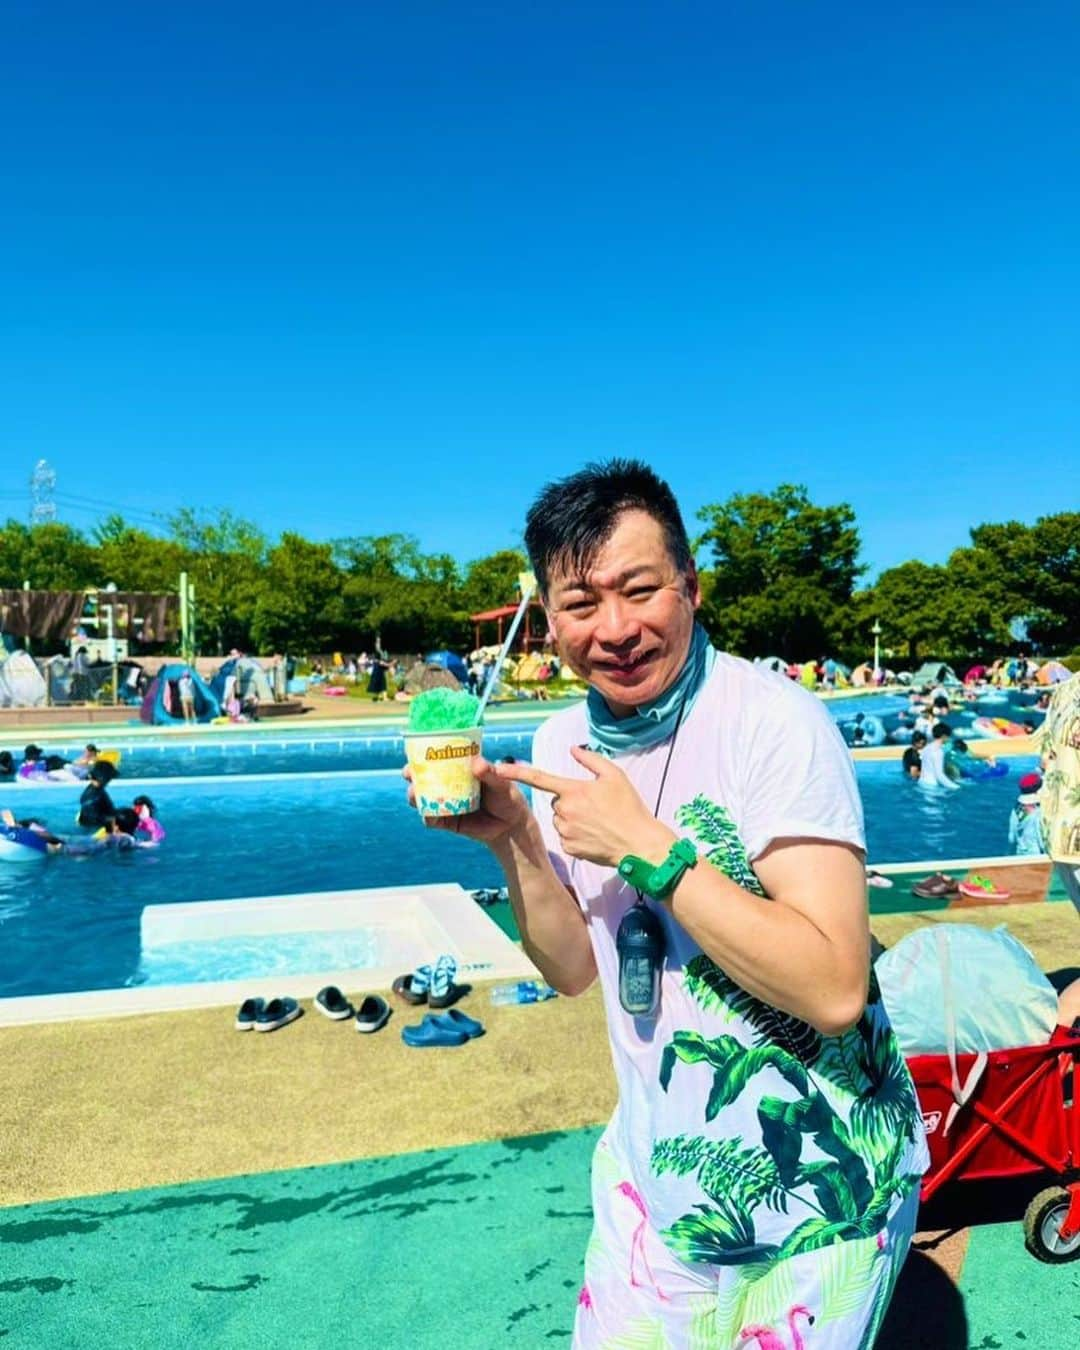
[2,1,1078,579]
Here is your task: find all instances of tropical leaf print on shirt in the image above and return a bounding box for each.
[656,793,924,1269]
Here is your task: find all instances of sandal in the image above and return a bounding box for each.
[958,873,1011,901]
[428,954,461,1009]
[392,964,432,1005]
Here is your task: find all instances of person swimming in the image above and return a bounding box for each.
[77,763,118,829]
[132,795,165,844]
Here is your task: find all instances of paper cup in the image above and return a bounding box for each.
[404,727,483,817]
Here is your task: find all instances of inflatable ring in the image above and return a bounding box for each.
[0,825,50,863]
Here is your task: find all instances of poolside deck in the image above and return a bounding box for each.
[2,897,1076,1347]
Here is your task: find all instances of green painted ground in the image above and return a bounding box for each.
[2,1126,1073,1349]
[0,1130,599,1350]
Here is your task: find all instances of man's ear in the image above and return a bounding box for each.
[685,561,702,609]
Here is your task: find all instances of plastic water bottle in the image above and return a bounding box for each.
[489,980,558,1006]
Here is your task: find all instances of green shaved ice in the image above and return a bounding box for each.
[408,688,482,731]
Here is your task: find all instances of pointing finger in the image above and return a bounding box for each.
[494,759,579,797]
[569,745,617,776]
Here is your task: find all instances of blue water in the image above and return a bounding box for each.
[0,753,1037,1000]
[0,725,535,780]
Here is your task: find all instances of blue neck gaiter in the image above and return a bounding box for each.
[586,623,717,757]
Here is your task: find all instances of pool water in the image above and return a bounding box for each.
[0,754,1037,1000]
[0,726,534,780]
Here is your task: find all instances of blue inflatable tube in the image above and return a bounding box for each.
[843,714,886,747]
[961,761,1009,781]
[0,824,50,863]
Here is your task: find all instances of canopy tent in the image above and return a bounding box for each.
[1036,660,1071,685]
[140,664,220,725]
[469,600,547,654]
[850,662,872,686]
[0,650,47,707]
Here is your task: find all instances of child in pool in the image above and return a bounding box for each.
[133,795,166,844]
[1008,773,1045,857]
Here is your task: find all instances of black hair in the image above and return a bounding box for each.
[932,695,949,708]
[132,795,156,816]
[24,744,42,761]
[953,738,968,752]
[85,743,98,754]
[523,459,692,597]
[0,750,13,771]
[912,731,927,744]
[112,807,139,835]
[90,760,118,785]
[932,721,952,740]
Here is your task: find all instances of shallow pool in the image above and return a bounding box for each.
[0,754,1037,999]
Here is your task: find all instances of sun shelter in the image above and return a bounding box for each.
[911,660,961,687]
[1036,661,1071,685]
[424,651,469,686]
[211,656,274,706]
[140,664,220,724]
[0,650,47,707]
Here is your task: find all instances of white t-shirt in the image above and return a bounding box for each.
[531,654,926,1263]
[918,739,956,790]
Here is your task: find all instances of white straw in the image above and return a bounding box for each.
[474,580,538,723]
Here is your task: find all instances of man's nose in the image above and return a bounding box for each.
[593,595,641,646]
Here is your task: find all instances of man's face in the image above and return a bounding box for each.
[543,509,700,717]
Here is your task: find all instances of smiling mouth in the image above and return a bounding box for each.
[597,651,655,676]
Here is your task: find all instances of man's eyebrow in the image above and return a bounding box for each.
[556,565,662,593]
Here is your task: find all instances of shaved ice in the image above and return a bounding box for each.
[407,688,481,732]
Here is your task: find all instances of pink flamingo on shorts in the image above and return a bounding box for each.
[614,1181,670,1303]
[739,1304,814,1349]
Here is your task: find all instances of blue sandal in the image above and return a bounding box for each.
[429,1009,484,1039]
[428,954,460,1009]
[401,1015,468,1048]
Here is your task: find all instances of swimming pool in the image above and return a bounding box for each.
[0,755,1038,1000]
[0,725,535,779]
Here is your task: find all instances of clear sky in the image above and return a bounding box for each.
[3,1,1078,578]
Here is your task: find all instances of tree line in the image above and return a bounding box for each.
[1,492,1077,664]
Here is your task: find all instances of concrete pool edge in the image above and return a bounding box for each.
[0,883,541,1027]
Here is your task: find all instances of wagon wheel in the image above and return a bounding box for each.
[1023,1186,1080,1263]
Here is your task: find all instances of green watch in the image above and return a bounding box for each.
[617,839,698,900]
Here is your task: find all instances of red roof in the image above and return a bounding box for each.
[469,601,543,622]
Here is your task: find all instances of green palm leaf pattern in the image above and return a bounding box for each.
[684,957,823,1066]
[676,795,764,893]
[653,1134,788,1214]
[651,791,924,1268]
[659,1031,808,1117]
[813,1234,884,1329]
[663,1204,779,1266]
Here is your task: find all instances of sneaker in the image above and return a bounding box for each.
[957,873,1011,901]
[867,870,894,889]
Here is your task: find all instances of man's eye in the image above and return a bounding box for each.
[628,587,658,600]
[563,600,595,614]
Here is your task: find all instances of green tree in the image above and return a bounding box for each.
[459,549,528,615]
[696,485,863,657]
[165,508,267,653]
[92,515,187,593]
[335,533,467,651]
[855,561,949,665]
[251,534,346,653]
[0,520,97,589]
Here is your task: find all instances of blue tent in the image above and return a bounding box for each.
[140,664,220,725]
[425,650,469,686]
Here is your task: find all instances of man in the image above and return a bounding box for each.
[902,730,926,779]
[918,722,959,790]
[1040,669,1080,916]
[407,461,926,1346]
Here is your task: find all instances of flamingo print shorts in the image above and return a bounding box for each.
[572,1128,919,1350]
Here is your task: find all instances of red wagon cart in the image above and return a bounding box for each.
[906,1025,1080,1262]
